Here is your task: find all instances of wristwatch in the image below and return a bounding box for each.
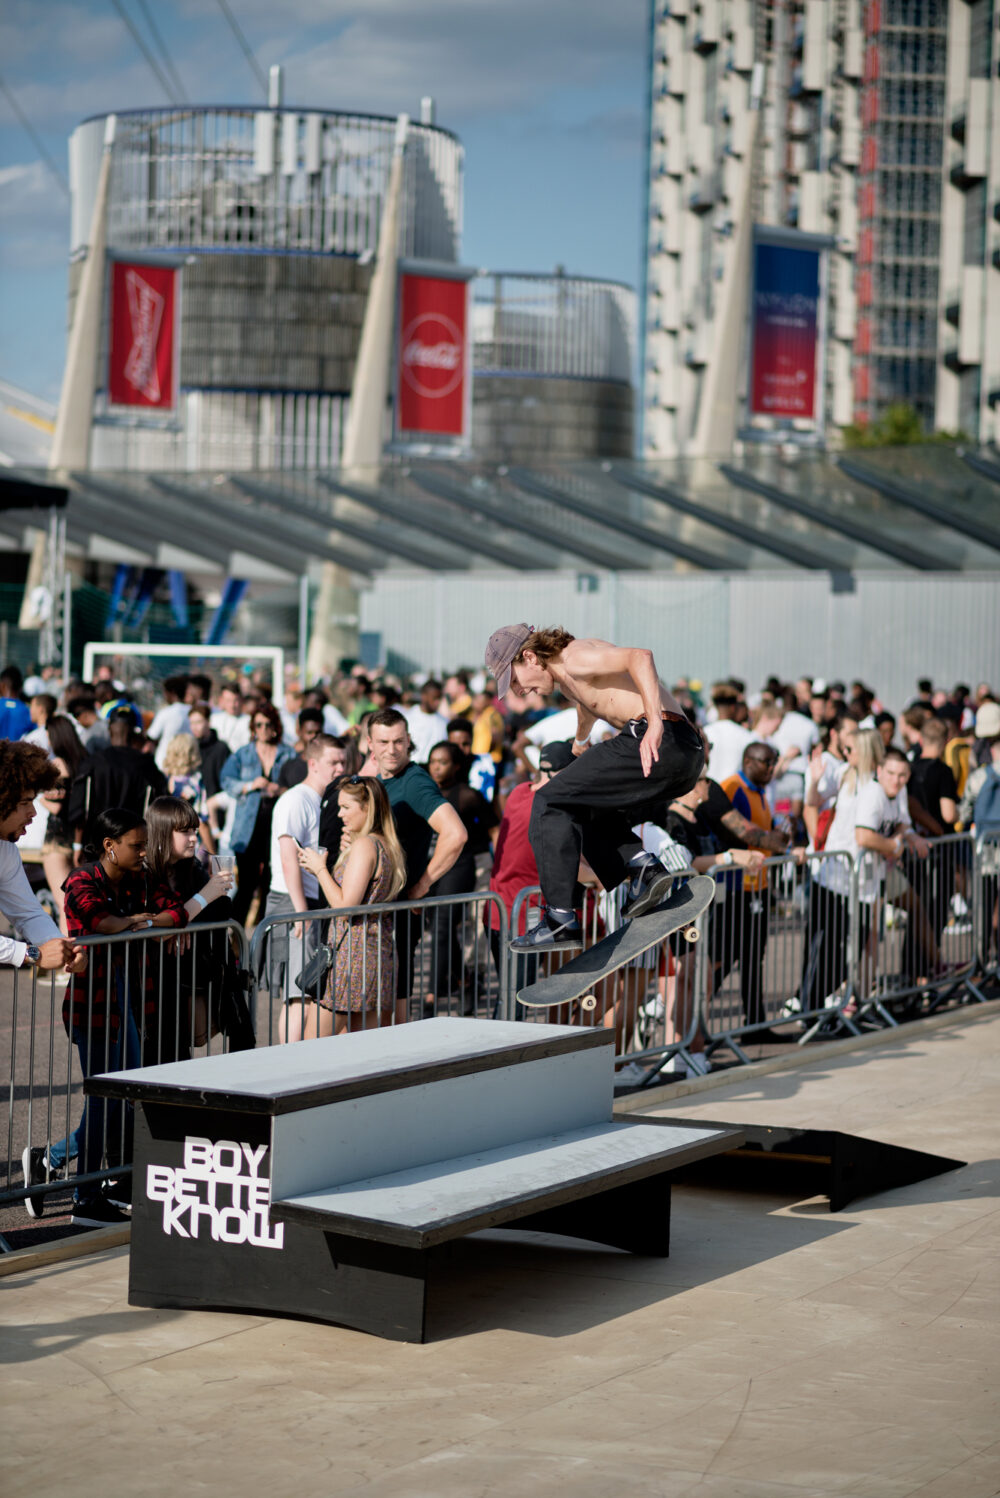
[23,944,41,967]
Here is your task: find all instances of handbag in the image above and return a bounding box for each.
[296,941,336,993]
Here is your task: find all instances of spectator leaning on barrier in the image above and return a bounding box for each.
[61,807,187,1228]
[368,707,468,1015]
[144,795,240,1063]
[0,741,88,978]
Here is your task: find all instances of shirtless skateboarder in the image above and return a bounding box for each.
[484,625,705,951]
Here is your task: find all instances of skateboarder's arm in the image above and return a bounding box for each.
[571,704,598,754]
[408,802,467,899]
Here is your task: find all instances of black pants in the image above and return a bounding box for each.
[529,717,704,911]
[798,881,865,1012]
[489,928,538,1020]
[427,856,476,997]
[231,810,273,926]
[711,889,769,1027]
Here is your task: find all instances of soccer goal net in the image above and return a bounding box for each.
[81,643,286,712]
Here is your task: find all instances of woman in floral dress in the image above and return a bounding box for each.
[296,776,407,1034]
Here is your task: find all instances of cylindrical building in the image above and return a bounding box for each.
[69,105,464,471]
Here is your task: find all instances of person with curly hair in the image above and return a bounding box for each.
[0,741,87,975]
[484,624,705,950]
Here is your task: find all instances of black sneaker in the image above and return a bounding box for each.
[105,1175,132,1211]
[70,1194,131,1229]
[622,859,680,920]
[21,1145,47,1219]
[510,911,583,952]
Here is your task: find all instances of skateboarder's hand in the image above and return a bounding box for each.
[640,720,662,778]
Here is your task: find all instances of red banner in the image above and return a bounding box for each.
[108,261,177,408]
[396,273,467,437]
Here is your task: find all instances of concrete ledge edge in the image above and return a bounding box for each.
[0,1223,130,1277]
[615,999,1000,1115]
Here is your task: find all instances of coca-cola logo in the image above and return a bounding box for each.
[400,312,464,400]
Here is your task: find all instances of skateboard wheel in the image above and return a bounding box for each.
[581,994,598,1011]
[682,925,700,943]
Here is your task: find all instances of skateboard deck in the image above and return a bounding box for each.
[516,874,716,1011]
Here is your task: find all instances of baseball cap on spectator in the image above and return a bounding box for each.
[975,702,1000,738]
[937,702,962,725]
[538,740,574,773]
[485,623,534,698]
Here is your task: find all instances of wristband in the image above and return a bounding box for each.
[191,892,208,910]
[572,736,589,748]
[72,842,82,851]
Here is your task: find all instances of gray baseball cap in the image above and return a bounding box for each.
[485,622,534,698]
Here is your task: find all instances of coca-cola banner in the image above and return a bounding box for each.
[396,272,468,438]
[108,260,178,408]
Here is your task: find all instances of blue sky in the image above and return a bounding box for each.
[0,0,649,402]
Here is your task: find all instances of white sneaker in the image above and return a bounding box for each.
[641,993,666,1022]
[614,1061,653,1088]
[780,994,802,1018]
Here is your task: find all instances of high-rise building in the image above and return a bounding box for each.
[641,0,1000,455]
[935,0,1000,444]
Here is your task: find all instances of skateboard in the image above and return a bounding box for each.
[516,874,716,1011]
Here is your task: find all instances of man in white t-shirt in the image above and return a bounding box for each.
[147,676,191,771]
[855,748,928,903]
[402,679,450,764]
[210,684,251,754]
[264,735,344,998]
[704,687,753,783]
[803,715,856,850]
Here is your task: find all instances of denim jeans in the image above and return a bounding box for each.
[70,972,141,1204]
[47,1120,84,1171]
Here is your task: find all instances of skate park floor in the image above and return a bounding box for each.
[3,1005,999,1498]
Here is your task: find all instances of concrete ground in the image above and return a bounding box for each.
[2,1006,999,1498]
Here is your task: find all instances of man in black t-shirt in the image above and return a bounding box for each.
[907,717,958,834]
[903,716,960,980]
[368,709,467,1010]
[68,712,167,855]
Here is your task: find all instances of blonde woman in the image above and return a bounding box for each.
[799,726,884,1011]
[162,732,213,854]
[285,776,406,1038]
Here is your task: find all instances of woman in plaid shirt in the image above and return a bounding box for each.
[60,808,187,1227]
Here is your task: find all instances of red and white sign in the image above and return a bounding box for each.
[396,273,467,437]
[108,261,177,408]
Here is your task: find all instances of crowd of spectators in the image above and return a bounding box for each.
[3,653,1000,1219]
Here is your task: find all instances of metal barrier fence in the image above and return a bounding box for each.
[248,891,509,1045]
[508,881,707,1079]
[853,831,979,1026]
[696,849,860,1064]
[3,920,249,1215]
[5,834,1000,1224]
[976,832,1000,988]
